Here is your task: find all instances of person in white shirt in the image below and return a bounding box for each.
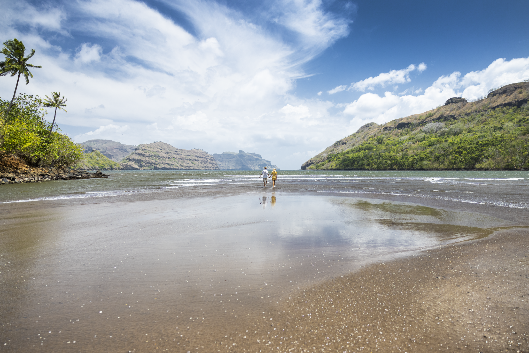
[260,167,269,187]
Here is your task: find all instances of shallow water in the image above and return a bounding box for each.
[0,190,516,351]
[2,170,528,211]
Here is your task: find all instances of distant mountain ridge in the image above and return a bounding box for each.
[302,81,529,170]
[80,139,136,162]
[119,142,219,170]
[79,140,279,170]
[213,150,278,170]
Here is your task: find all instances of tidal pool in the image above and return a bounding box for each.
[0,193,511,351]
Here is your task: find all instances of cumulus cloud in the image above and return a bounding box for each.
[280,104,315,125]
[351,63,426,91]
[460,57,529,100]
[328,85,347,95]
[75,43,102,64]
[326,63,427,95]
[80,124,130,138]
[343,57,529,135]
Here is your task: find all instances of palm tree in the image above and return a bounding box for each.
[0,38,42,119]
[43,92,67,133]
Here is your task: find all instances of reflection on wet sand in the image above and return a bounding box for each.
[259,195,267,208]
[260,194,277,209]
[0,194,515,351]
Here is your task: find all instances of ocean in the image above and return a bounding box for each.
[1,169,528,210]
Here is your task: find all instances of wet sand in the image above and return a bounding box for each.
[226,228,529,352]
[1,190,528,352]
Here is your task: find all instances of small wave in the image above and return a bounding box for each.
[2,192,119,204]
[170,183,217,187]
[172,179,223,183]
[1,189,155,204]
[464,178,525,181]
[318,189,528,209]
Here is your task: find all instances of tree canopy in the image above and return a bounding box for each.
[0,38,42,119]
[1,39,81,169]
[43,92,67,133]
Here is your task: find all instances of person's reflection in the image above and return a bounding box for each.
[260,196,267,209]
[271,195,276,207]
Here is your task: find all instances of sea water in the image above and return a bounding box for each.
[1,170,528,210]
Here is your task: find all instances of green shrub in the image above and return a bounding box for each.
[76,150,120,170]
[0,94,82,168]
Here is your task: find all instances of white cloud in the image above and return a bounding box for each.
[81,124,130,138]
[343,92,401,120]
[280,104,314,125]
[351,63,426,92]
[0,0,65,31]
[328,85,347,95]
[268,0,350,53]
[460,57,529,100]
[75,43,102,64]
[343,57,529,135]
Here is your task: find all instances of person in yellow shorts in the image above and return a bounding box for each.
[270,168,277,187]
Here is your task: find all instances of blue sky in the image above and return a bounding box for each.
[1,0,529,169]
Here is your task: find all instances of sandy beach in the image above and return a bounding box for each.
[1,171,528,352]
[221,228,529,352]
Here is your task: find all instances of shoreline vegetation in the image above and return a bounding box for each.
[1,39,91,182]
[0,151,108,185]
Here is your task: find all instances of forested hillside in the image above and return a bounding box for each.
[302,82,529,170]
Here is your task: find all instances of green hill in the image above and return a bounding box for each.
[302,82,529,170]
[76,150,120,170]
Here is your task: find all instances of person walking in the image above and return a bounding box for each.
[271,168,278,187]
[260,166,269,187]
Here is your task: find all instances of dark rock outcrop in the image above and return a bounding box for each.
[396,122,413,129]
[487,81,529,99]
[444,97,467,105]
[0,151,109,185]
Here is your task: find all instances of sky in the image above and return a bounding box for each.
[1,0,529,170]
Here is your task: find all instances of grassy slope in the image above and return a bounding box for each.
[76,150,120,170]
[303,82,529,170]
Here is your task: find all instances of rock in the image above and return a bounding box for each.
[357,122,379,133]
[396,122,413,129]
[0,154,110,186]
[444,97,468,105]
[487,82,529,99]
